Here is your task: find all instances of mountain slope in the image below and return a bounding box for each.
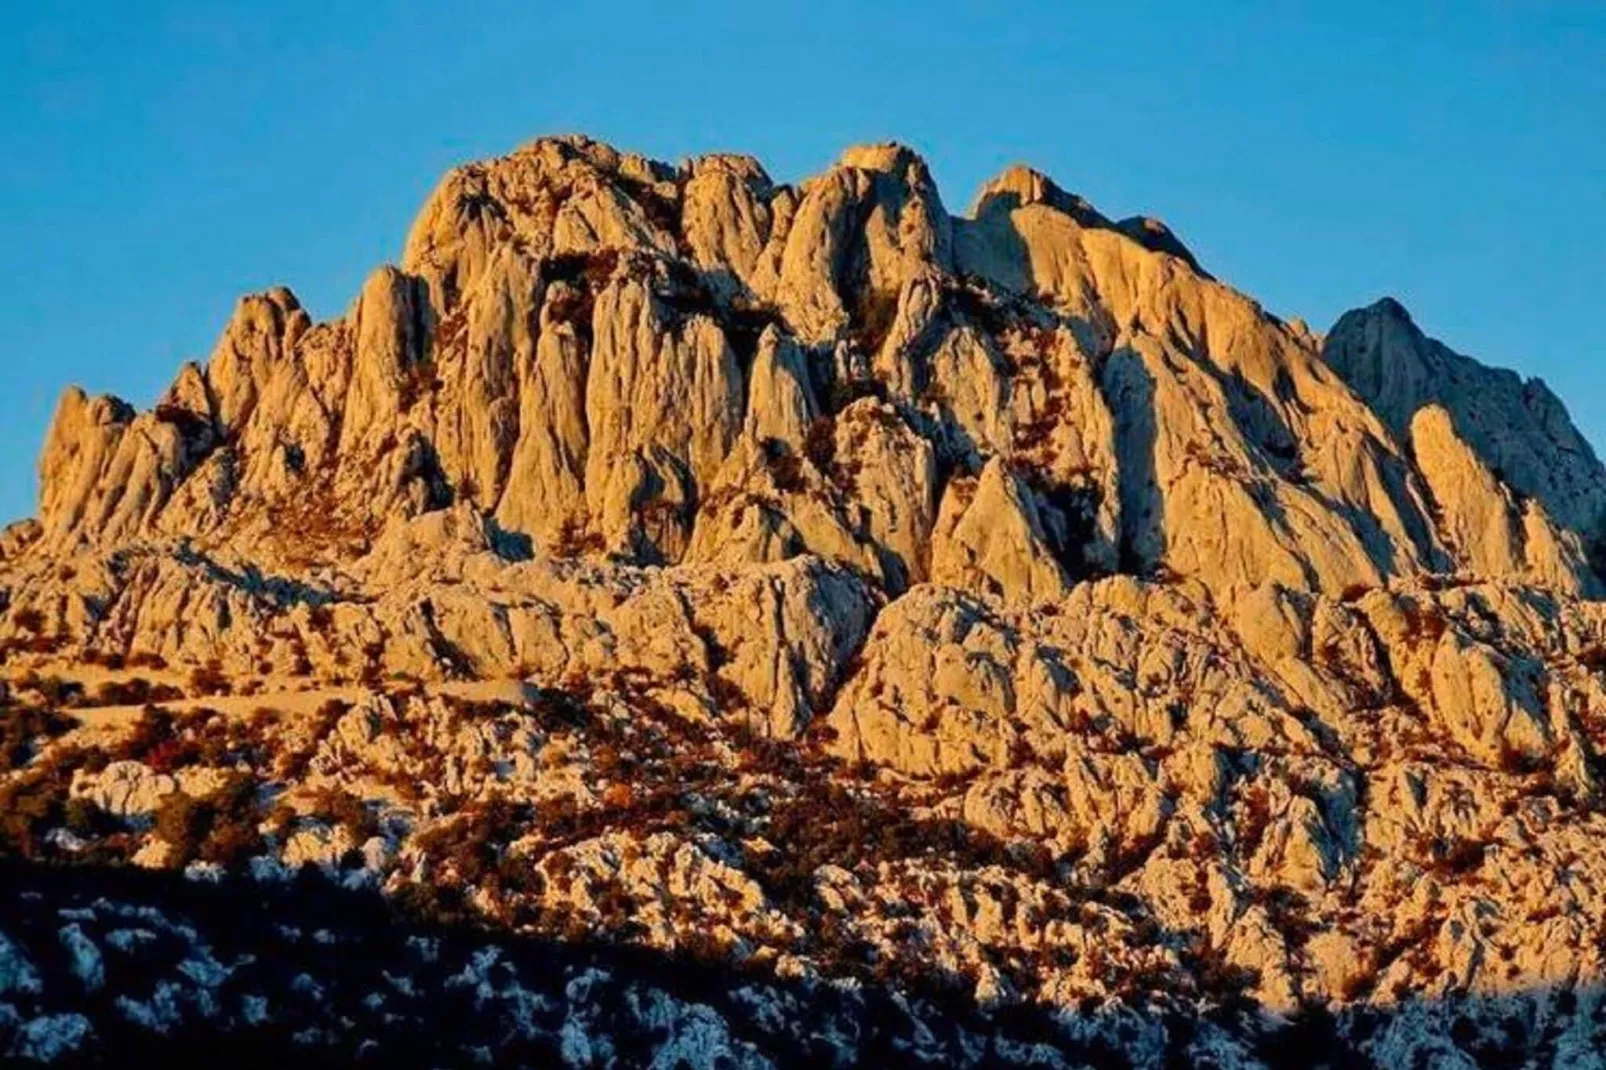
[2,135,1605,1067]
[26,135,1603,597]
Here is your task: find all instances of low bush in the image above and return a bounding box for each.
[188,659,231,697]
[95,677,184,706]
[62,796,116,838]
[0,705,73,772]
[306,785,381,844]
[153,772,265,869]
[0,746,91,857]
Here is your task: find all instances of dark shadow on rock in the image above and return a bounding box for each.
[1323,299,1606,594]
[968,182,1209,281]
[1099,345,1165,576]
[172,545,359,609]
[0,858,1595,1068]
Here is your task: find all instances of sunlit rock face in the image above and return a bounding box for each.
[4,134,1606,1068]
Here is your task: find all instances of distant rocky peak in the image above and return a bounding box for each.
[1325,295,1606,570]
[968,165,1206,276]
[970,164,1109,227]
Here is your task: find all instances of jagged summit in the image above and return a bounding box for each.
[24,134,1602,602]
[1325,296,1606,536]
[970,164,1209,277]
[5,136,1606,1068]
[971,164,1110,226]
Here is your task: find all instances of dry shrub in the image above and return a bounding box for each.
[188,659,231,697]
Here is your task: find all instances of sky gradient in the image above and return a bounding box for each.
[1,1,1601,524]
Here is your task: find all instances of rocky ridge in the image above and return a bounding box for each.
[2,134,1606,1067]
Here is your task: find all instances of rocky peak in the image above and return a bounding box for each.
[1325,296,1606,555]
[5,135,1606,1069]
[23,135,1605,603]
[969,165,1206,276]
[971,164,1110,227]
[1113,214,1208,276]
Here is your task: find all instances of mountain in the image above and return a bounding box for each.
[2,134,1605,1067]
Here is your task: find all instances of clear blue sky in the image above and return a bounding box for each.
[1,1,1601,524]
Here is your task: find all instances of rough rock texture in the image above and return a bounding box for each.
[4,134,1606,1067]
[1326,297,1606,540]
[32,134,1602,602]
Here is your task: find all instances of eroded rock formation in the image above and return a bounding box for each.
[4,134,1606,1068]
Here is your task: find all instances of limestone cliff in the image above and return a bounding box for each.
[28,134,1603,601]
[3,135,1606,1068]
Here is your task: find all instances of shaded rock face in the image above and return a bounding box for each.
[5,134,1606,1067]
[1326,298,1606,581]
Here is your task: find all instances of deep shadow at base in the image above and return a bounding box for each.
[0,858,1587,1069]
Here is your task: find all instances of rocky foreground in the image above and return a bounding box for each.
[2,135,1606,1067]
